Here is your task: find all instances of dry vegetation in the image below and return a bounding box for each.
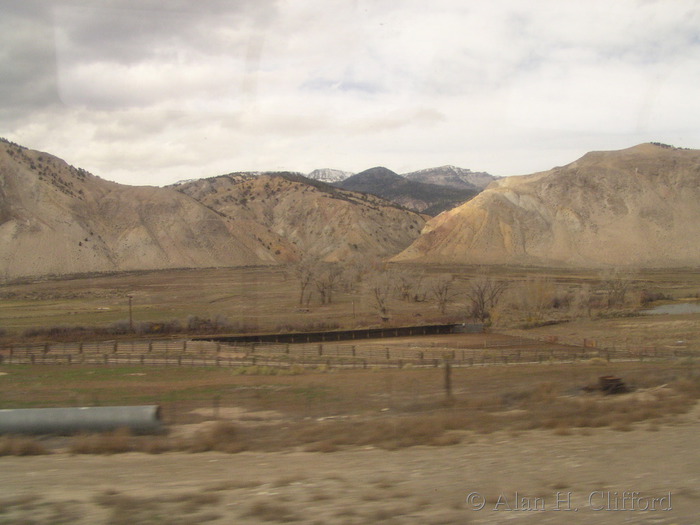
[1,359,698,457]
[1,265,699,344]
[1,265,700,525]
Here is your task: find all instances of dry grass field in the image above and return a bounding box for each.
[1,264,699,341]
[0,360,699,524]
[1,265,700,523]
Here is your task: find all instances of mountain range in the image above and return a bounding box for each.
[170,172,425,263]
[334,167,480,215]
[306,165,497,215]
[392,143,700,267]
[0,139,424,279]
[2,139,699,280]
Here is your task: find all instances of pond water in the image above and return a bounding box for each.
[643,302,700,315]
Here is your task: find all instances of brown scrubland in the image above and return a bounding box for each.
[1,265,699,523]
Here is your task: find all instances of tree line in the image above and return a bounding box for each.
[290,259,646,327]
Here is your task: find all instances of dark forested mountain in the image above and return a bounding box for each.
[335,167,478,215]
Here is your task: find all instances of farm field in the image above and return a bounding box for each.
[1,265,700,523]
[2,264,700,340]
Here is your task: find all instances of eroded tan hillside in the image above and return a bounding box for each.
[0,141,286,279]
[172,173,426,262]
[0,141,425,280]
[393,144,700,267]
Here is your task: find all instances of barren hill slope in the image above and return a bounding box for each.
[171,173,426,262]
[0,140,287,279]
[392,144,700,267]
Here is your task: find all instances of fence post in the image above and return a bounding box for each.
[113,341,118,354]
[444,360,453,401]
[103,354,109,365]
[213,395,220,419]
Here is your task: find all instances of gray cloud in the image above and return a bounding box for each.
[0,1,62,119]
[1,0,699,186]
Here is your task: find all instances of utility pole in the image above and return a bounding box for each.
[127,295,133,332]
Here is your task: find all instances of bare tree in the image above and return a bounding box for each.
[367,271,393,319]
[340,254,369,293]
[465,273,509,322]
[293,257,317,306]
[600,268,632,308]
[394,270,413,302]
[429,274,457,314]
[314,263,343,305]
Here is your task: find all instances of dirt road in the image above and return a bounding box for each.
[2,405,699,524]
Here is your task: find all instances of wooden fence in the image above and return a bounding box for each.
[0,336,695,369]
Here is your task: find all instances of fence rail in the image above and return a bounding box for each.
[0,336,696,369]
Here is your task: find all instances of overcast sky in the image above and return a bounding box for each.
[1,0,699,186]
